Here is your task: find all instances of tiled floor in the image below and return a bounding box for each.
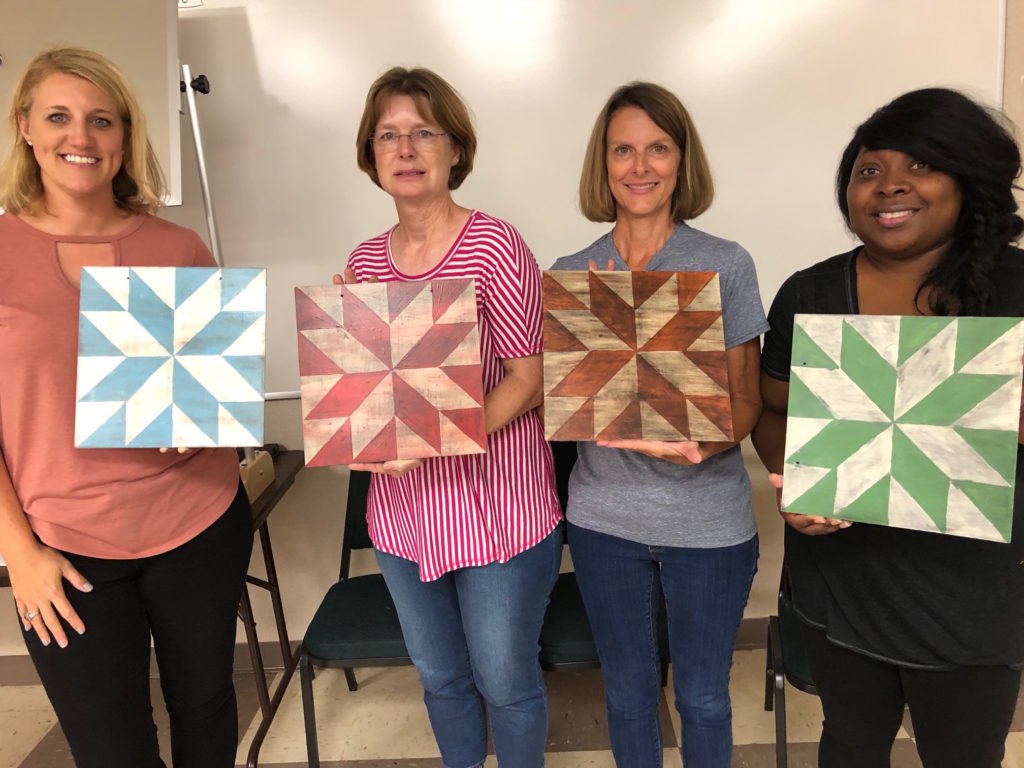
[5,631,1024,767]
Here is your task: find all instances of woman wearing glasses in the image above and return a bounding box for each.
[551,82,767,768]
[339,67,562,768]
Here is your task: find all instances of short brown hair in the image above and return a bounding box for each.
[356,67,476,190]
[579,82,714,223]
[0,47,166,215]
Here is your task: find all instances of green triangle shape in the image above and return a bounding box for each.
[897,316,954,366]
[898,374,1011,426]
[792,322,839,370]
[891,427,950,530]
[841,320,897,415]
[783,468,837,518]
[788,420,891,469]
[836,474,890,526]
[954,318,1023,371]
[953,480,1015,541]
[953,427,1018,485]
[787,370,834,419]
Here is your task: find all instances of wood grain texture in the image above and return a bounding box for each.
[296,279,486,466]
[542,270,733,441]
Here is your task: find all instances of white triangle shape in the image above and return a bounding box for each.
[217,404,260,447]
[84,266,130,309]
[958,321,1024,375]
[946,484,1006,542]
[172,404,216,447]
[76,355,126,400]
[889,477,941,533]
[780,463,831,510]
[74,401,124,446]
[125,359,174,444]
[221,270,267,312]
[133,267,175,309]
[795,314,844,366]
[844,316,900,368]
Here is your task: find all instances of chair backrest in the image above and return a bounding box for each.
[340,470,373,580]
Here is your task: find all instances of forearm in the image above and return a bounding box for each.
[751,408,787,472]
[483,355,543,435]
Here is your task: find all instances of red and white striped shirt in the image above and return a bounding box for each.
[347,210,562,581]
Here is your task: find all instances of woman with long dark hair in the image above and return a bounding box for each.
[753,88,1024,767]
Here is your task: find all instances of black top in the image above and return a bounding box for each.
[762,247,1024,669]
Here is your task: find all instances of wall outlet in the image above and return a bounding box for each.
[178,0,204,9]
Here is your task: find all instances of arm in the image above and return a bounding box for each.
[0,453,90,647]
[598,337,763,465]
[485,354,543,434]
[751,372,848,535]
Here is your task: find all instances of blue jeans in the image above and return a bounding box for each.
[375,526,562,768]
[568,522,758,768]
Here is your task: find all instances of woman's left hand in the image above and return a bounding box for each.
[596,438,702,465]
[348,458,424,477]
[158,447,191,454]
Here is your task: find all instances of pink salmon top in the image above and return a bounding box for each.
[347,211,562,581]
[0,212,239,558]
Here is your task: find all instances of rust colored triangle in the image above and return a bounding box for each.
[590,272,636,348]
[354,417,399,462]
[442,407,487,449]
[396,322,476,369]
[342,289,393,368]
[544,313,588,352]
[543,273,589,310]
[687,395,734,440]
[640,311,721,352]
[295,288,339,331]
[595,400,643,440]
[308,420,354,467]
[549,350,635,398]
[441,365,485,405]
[392,374,442,453]
[298,332,344,376]
[632,272,676,307]
[305,371,388,420]
[676,271,717,310]
[550,399,595,441]
[684,350,730,392]
[431,279,473,322]
[635,356,691,435]
[387,282,422,322]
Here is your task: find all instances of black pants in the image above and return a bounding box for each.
[23,484,253,768]
[803,623,1021,768]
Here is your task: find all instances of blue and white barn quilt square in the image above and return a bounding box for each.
[75,267,266,448]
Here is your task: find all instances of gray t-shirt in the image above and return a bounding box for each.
[551,224,769,548]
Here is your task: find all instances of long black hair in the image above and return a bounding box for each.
[836,88,1022,315]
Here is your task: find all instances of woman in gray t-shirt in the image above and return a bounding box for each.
[551,82,767,768]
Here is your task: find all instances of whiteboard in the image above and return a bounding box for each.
[0,0,182,204]
[159,0,1006,394]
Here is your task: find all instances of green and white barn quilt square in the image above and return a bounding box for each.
[782,314,1024,542]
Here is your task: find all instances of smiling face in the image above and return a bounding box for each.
[605,106,680,225]
[17,71,125,209]
[846,148,962,264]
[372,94,458,205]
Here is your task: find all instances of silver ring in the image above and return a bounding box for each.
[22,611,38,621]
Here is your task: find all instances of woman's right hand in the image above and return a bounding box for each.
[8,542,91,648]
[769,472,850,536]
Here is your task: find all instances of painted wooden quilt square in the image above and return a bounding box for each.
[542,270,732,442]
[75,267,266,448]
[782,314,1024,542]
[295,279,486,466]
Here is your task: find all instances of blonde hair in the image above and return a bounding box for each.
[356,66,477,190]
[579,82,714,223]
[0,47,165,215]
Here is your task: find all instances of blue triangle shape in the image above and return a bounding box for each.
[221,401,264,443]
[177,312,263,355]
[175,267,217,308]
[220,269,263,308]
[127,404,173,448]
[128,273,173,353]
[78,404,126,447]
[79,269,126,311]
[77,316,123,357]
[78,357,168,401]
[223,355,265,395]
[173,360,220,442]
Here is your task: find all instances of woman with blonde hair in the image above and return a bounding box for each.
[552,82,767,767]
[0,47,252,767]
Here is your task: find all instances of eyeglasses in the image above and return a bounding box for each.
[371,129,448,152]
